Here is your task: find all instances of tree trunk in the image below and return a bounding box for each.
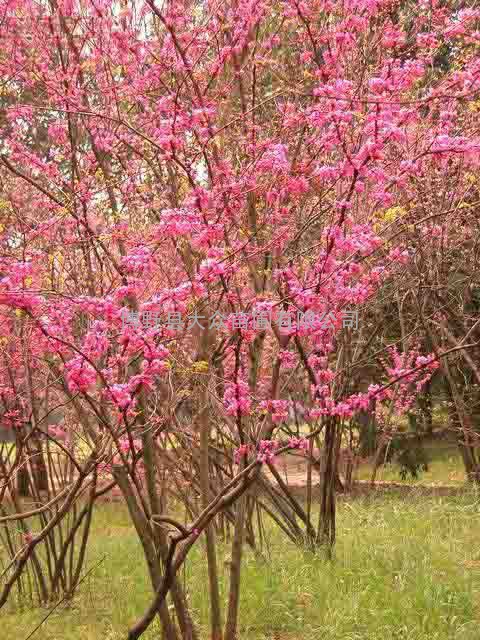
[197,324,223,640]
[224,484,247,640]
[317,418,337,553]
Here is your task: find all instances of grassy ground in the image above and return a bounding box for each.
[3,488,480,640]
[356,440,466,485]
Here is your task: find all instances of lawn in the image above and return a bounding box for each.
[3,489,480,640]
[356,440,467,485]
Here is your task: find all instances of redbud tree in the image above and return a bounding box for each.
[1,0,479,638]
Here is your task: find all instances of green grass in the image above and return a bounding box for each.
[356,441,467,485]
[3,489,480,640]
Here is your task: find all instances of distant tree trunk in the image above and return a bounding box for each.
[358,403,377,457]
[443,370,479,483]
[418,380,433,434]
[17,466,30,497]
[317,417,337,553]
[408,412,418,432]
[423,322,480,482]
[31,440,49,491]
[16,428,32,497]
[344,448,355,492]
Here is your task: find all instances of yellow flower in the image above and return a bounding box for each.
[191,360,209,373]
[377,206,407,223]
[468,99,480,112]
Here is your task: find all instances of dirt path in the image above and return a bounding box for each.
[264,453,466,499]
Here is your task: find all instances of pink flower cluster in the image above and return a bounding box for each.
[234,436,308,466]
[287,436,309,451]
[118,438,142,455]
[198,258,227,282]
[257,439,279,463]
[260,399,289,423]
[257,143,290,173]
[65,357,97,393]
[106,383,133,410]
[83,327,110,359]
[233,444,251,463]
[154,208,200,237]
[223,380,252,416]
[2,409,23,428]
[278,350,296,369]
[120,247,153,275]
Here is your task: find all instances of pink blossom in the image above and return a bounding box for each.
[257,439,279,463]
[234,444,251,463]
[223,380,252,417]
[257,143,289,173]
[65,357,97,393]
[107,384,133,410]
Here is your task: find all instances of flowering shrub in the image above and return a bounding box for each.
[0,0,479,636]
